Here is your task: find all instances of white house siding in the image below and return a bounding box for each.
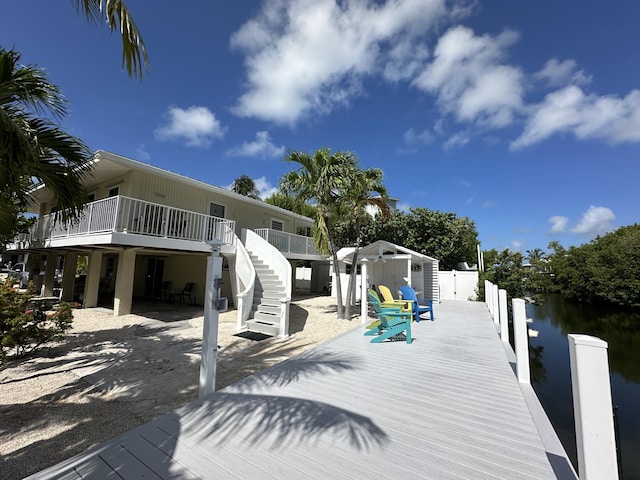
[439,270,479,301]
[125,169,310,236]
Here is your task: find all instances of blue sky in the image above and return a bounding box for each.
[2,1,638,253]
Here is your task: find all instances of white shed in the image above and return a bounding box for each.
[334,240,439,304]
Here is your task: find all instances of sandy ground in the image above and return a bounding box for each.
[0,294,360,480]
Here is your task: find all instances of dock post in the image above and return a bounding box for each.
[485,280,494,316]
[568,334,618,480]
[512,298,530,384]
[498,289,508,342]
[360,259,369,324]
[492,283,499,324]
[199,240,224,398]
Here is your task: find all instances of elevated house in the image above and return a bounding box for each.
[6,150,327,337]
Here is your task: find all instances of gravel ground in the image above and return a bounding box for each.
[0,294,360,480]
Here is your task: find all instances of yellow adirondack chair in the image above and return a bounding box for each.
[378,285,413,312]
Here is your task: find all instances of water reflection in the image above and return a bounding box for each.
[528,294,640,480]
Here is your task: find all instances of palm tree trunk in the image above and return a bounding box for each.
[330,240,345,319]
[344,248,360,320]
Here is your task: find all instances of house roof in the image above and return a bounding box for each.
[337,240,438,263]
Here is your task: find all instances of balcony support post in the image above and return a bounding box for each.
[60,252,78,302]
[83,250,103,308]
[113,249,137,316]
[42,252,58,297]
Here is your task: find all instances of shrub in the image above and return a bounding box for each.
[0,279,75,363]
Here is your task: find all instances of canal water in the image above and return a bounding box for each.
[527,294,640,480]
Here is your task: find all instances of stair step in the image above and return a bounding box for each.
[255,281,284,288]
[254,298,281,308]
[256,273,279,281]
[256,282,284,290]
[255,304,281,315]
[246,319,280,337]
[260,291,286,300]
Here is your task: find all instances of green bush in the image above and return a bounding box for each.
[0,280,75,363]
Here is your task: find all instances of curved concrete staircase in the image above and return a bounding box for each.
[237,229,291,338]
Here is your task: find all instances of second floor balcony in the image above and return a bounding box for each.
[12,195,236,250]
[254,228,321,259]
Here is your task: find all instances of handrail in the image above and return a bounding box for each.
[233,231,255,330]
[254,228,318,255]
[17,195,236,246]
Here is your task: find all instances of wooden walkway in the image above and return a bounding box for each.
[26,300,574,479]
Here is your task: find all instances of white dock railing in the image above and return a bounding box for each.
[20,195,236,246]
[485,280,618,480]
[254,228,319,256]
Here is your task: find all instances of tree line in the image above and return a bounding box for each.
[481,224,640,308]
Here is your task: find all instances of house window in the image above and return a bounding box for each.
[209,202,225,218]
[345,264,362,274]
[271,219,284,231]
[87,192,96,202]
[108,185,119,197]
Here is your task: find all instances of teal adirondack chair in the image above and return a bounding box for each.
[399,286,434,322]
[365,290,413,344]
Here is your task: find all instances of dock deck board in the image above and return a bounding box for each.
[26,300,573,479]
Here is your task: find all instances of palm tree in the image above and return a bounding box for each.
[231,175,261,200]
[73,0,149,79]
[0,48,92,238]
[342,168,389,319]
[280,148,360,319]
[265,192,318,219]
[526,248,546,261]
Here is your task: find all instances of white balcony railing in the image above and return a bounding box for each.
[19,195,236,246]
[254,228,319,256]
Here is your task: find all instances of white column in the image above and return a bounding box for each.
[360,259,369,324]
[568,334,618,480]
[113,249,137,316]
[42,252,57,296]
[60,252,78,302]
[498,289,508,341]
[200,241,223,398]
[512,298,530,384]
[83,250,103,308]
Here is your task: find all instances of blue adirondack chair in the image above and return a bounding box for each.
[365,290,413,344]
[399,286,434,322]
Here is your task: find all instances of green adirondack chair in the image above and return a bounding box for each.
[365,290,413,344]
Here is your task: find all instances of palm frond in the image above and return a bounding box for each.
[74,0,149,79]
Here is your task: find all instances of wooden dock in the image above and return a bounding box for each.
[26,300,576,479]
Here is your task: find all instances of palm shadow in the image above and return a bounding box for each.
[184,349,388,451]
[2,320,388,479]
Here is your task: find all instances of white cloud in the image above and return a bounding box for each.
[403,127,435,146]
[155,106,225,147]
[512,86,640,149]
[230,0,451,125]
[443,131,471,149]
[413,26,524,127]
[136,144,150,161]
[383,39,430,83]
[226,131,285,159]
[254,176,278,199]
[548,215,568,234]
[511,240,523,251]
[534,58,591,88]
[571,206,615,236]
[396,202,411,212]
